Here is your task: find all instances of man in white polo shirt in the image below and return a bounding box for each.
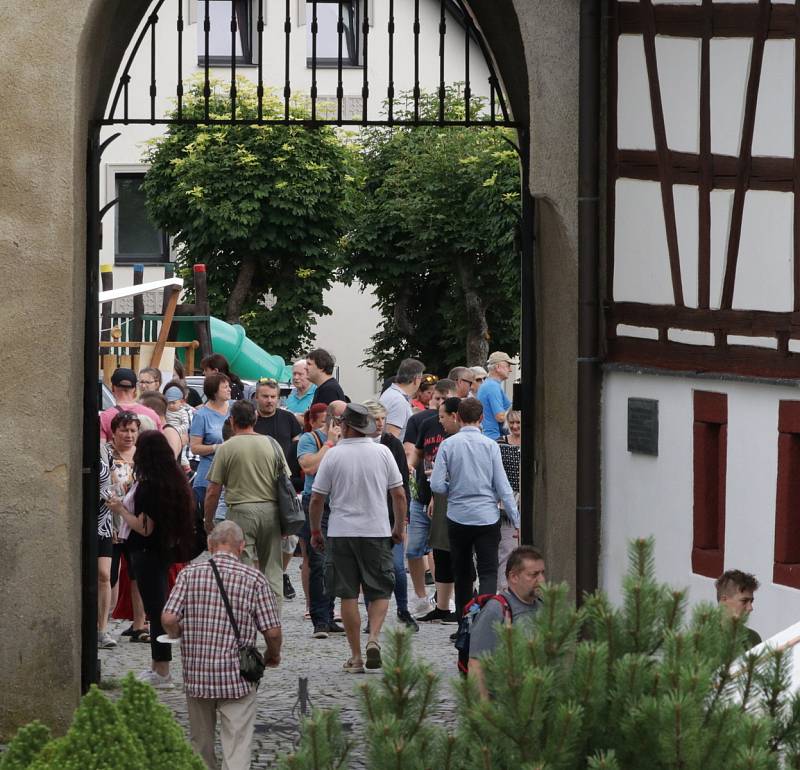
[309,404,407,674]
[379,358,425,441]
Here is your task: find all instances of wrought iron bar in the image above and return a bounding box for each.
[284,0,291,121]
[230,0,237,120]
[204,0,211,122]
[150,12,158,123]
[311,0,318,121]
[413,0,420,121]
[438,0,446,124]
[388,0,395,123]
[177,0,184,119]
[123,75,130,123]
[98,117,522,128]
[257,0,264,121]
[106,0,167,121]
[362,0,370,123]
[461,3,471,123]
[337,0,344,124]
[489,76,496,124]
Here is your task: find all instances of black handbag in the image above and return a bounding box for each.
[208,559,265,684]
[266,436,305,536]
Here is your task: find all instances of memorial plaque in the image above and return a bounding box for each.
[627,398,658,456]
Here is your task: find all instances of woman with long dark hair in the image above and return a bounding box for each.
[201,352,245,400]
[107,430,195,687]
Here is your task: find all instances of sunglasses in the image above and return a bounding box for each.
[116,411,141,423]
[257,377,278,384]
[459,377,475,385]
[422,374,439,384]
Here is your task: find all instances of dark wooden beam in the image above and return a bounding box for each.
[720,0,771,310]
[608,301,800,337]
[698,0,712,309]
[616,150,794,191]
[606,0,619,304]
[618,2,796,39]
[607,336,800,380]
[641,0,684,305]
[795,4,800,312]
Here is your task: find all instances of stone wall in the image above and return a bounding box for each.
[0,0,581,735]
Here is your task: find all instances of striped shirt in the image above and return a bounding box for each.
[163,552,280,699]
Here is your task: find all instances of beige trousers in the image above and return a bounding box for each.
[187,687,257,770]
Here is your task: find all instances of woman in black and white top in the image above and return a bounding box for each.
[496,410,521,590]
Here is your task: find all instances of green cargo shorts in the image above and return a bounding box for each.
[324,536,395,601]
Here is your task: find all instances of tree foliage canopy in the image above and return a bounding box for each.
[343,90,522,376]
[142,77,351,359]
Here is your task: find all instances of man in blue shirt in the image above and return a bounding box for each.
[285,360,317,419]
[477,351,514,440]
[430,398,520,618]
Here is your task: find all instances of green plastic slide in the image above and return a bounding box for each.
[178,316,292,382]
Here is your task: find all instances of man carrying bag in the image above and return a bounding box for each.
[203,400,293,603]
[163,521,281,770]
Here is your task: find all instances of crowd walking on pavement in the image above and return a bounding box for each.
[97,347,541,769]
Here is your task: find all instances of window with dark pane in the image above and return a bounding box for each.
[197,0,253,65]
[307,0,362,67]
[115,173,166,263]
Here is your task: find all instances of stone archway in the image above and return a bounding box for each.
[0,0,579,736]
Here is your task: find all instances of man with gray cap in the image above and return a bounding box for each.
[100,367,162,441]
[477,351,513,440]
[309,403,406,674]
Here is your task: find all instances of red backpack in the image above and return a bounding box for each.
[454,593,513,675]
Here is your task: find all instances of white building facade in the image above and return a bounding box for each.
[604,0,800,637]
[99,0,493,400]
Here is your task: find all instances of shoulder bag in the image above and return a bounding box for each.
[266,436,305,535]
[208,559,265,684]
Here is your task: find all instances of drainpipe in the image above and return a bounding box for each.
[576,0,601,604]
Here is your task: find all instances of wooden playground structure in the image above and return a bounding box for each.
[98,263,212,385]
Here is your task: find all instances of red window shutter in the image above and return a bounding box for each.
[773,402,800,588]
[692,391,727,578]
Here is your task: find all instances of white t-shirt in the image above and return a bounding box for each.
[379,383,412,442]
[312,437,403,537]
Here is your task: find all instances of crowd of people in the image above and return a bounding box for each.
[97,346,543,768]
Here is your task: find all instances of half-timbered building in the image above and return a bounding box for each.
[603,0,800,636]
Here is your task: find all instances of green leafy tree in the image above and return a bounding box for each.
[343,89,521,375]
[0,721,51,770]
[143,76,351,359]
[280,539,800,769]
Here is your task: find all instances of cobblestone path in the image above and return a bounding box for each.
[100,557,460,768]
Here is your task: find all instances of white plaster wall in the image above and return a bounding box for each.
[617,35,655,150]
[656,36,700,154]
[710,38,752,157]
[613,179,674,303]
[752,39,794,158]
[601,370,800,639]
[98,0,490,378]
[732,190,794,312]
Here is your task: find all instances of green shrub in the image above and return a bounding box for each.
[0,721,51,770]
[279,538,800,769]
[117,673,205,769]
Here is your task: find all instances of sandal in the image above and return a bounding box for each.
[343,657,364,674]
[129,628,151,643]
[365,641,382,671]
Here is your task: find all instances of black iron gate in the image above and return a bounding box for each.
[83,0,534,690]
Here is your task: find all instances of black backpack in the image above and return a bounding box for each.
[454,593,513,676]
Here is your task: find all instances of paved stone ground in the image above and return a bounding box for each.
[100,557,460,768]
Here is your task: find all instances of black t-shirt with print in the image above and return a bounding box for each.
[254,409,301,460]
[404,408,435,448]
[414,413,445,505]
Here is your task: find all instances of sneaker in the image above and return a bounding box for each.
[411,595,433,617]
[449,631,458,642]
[283,574,296,600]
[365,641,382,672]
[136,670,173,689]
[97,631,117,649]
[312,624,329,639]
[424,570,434,586]
[416,607,458,624]
[396,610,419,632]
[120,624,135,637]
[326,620,345,633]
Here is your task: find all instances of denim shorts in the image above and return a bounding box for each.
[406,498,431,559]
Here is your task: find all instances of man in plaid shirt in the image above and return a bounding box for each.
[163,521,281,770]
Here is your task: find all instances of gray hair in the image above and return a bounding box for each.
[396,358,425,384]
[208,520,244,548]
[362,398,387,419]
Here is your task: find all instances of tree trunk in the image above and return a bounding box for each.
[226,254,257,323]
[393,285,416,339]
[456,255,489,366]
